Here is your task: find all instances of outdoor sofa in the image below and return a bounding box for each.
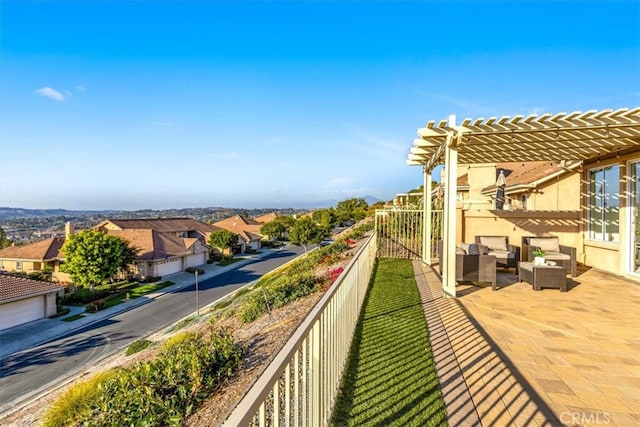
[474,235,521,274]
[521,236,577,277]
[438,240,497,290]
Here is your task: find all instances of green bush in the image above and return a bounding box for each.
[60,287,111,306]
[239,273,319,323]
[44,326,242,426]
[43,371,119,427]
[126,339,153,356]
[185,267,205,275]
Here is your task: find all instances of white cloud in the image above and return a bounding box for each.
[271,137,282,143]
[76,85,85,92]
[35,87,65,101]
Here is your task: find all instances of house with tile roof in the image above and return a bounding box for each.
[1,218,216,283]
[105,229,210,278]
[0,273,64,331]
[0,237,71,283]
[95,217,221,243]
[213,215,264,252]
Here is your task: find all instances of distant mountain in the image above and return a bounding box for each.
[0,207,90,219]
[362,195,381,205]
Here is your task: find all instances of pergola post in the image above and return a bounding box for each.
[422,167,432,265]
[442,115,458,297]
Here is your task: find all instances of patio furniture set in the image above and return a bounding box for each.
[439,235,577,292]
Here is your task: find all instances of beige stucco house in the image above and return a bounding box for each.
[0,273,64,330]
[407,108,640,295]
[0,237,71,283]
[0,218,217,283]
[213,215,264,252]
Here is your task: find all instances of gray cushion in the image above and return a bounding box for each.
[461,243,481,255]
[478,236,508,251]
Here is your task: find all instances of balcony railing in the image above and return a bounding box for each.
[376,208,442,260]
[223,232,378,426]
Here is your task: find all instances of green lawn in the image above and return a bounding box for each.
[61,314,85,322]
[331,258,448,426]
[103,281,174,309]
[218,258,242,266]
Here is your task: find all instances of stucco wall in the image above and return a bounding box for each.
[461,209,582,258]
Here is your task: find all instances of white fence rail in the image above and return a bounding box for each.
[375,208,443,260]
[223,232,378,426]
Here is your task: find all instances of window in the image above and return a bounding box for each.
[16,261,23,271]
[521,194,528,210]
[588,165,620,242]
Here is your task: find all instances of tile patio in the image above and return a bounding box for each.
[414,261,640,427]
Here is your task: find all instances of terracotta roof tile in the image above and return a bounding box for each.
[213,215,263,235]
[0,237,65,261]
[100,218,220,234]
[106,229,191,261]
[0,273,63,302]
[254,212,279,223]
[481,161,564,192]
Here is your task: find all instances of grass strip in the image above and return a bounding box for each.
[218,258,242,266]
[331,258,448,427]
[61,314,85,322]
[104,281,174,309]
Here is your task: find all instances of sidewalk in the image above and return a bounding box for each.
[0,249,280,360]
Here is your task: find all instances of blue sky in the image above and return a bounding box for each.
[1,1,639,210]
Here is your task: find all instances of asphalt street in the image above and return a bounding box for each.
[0,245,305,416]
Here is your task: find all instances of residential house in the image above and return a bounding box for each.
[0,237,71,283]
[105,229,209,278]
[407,108,640,291]
[213,215,264,252]
[0,273,64,331]
[95,217,220,243]
[0,218,216,284]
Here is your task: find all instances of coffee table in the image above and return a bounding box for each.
[518,261,567,292]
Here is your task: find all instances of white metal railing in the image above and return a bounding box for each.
[375,208,443,260]
[223,232,378,426]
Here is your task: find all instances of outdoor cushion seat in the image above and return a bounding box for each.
[475,235,520,274]
[522,236,577,277]
[438,241,497,290]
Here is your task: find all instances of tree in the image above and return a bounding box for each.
[335,198,369,224]
[0,226,13,248]
[208,230,239,259]
[312,208,338,230]
[289,217,325,253]
[260,221,285,240]
[61,230,138,289]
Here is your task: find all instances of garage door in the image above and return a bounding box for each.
[0,296,44,331]
[185,253,206,268]
[156,258,183,277]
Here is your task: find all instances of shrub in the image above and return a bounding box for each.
[45,326,242,426]
[60,287,111,306]
[126,339,153,356]
[43,371,118,427]
[185,267,205,275]
[239,273,319,323]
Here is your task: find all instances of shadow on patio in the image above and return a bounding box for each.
[415,261,640,427]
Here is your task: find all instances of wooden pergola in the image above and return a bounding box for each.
[407,107,640,296]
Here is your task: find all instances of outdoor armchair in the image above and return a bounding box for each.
[521,236,577,277]
[474,235,521,274]
[438,241,497,290]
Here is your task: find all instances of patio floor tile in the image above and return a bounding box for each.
[415,261,639,426]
